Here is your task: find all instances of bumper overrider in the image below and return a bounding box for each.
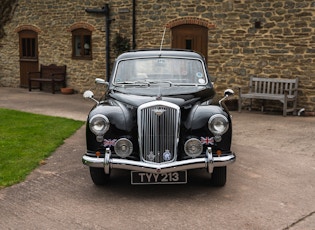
[82,147,236,174]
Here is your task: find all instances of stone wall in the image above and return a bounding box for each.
[0,0,314,112]
[0,0,108,92]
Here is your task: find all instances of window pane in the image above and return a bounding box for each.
[31,38,35,57]
[21,38,36,57]
[74,35,81,56]
[22,38,27,56]
[83,35,91,55]
[185,39,192,49]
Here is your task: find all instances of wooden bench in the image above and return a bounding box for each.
[28,64,67,94]
[238,77,299,116]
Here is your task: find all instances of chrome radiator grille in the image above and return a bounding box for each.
[137,101,180,164]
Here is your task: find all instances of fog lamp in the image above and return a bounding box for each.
[114,138,133,158]
[184,138,203,158]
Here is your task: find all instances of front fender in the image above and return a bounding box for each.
[185,105,228,130]
[184,105,232,150]
[88,100,133,132]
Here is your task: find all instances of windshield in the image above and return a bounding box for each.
[113,57,207,85]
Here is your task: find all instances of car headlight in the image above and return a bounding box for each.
[184,138,203,158]
[89,114,110,136]
[114,138,133,158]
[208,114,229,135]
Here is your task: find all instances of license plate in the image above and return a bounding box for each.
[131,171,187,185]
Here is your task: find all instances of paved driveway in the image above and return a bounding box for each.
[0,88,314,229]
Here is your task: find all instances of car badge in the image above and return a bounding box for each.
[200,137,214,145]
[152,108,166,116]
[147,151,155,161]
[163,150,172,161]
[103,139,117,147]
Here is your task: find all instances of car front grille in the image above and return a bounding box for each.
[137,101,180,164]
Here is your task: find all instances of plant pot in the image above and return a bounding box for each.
[61,87,74,95]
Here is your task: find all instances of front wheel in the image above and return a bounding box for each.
[89,167,110,185]
[210,166,226,187]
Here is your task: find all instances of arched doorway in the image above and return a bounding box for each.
[171,24,208,61]
[18,30,38,87]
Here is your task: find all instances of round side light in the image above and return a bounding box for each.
[114,138,133,158]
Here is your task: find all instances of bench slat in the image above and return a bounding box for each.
[240,93,296,100]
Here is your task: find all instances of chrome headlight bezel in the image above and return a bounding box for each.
[89,114,110,136]
[208,114,229,135]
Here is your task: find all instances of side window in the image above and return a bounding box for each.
[72,28,92,59]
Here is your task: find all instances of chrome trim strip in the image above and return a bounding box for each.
[82,147,236,174]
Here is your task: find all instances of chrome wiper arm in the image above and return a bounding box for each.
[116,81,136,84]
[115,81,150,86]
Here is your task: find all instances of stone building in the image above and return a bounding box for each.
[0,0,314,113]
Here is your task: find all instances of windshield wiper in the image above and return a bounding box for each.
[116,80,201,87]
[115,81,150,86]
[145,80,173,87]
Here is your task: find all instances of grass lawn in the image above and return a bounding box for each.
[0,108,84,188]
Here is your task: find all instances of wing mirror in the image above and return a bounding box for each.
[83,90,94,99]
[219,89,234,109]
[83,90,99,104]
[95,78,109,92]
[95,78,109,86]
[224,89,234,97]
[83,78,109,104]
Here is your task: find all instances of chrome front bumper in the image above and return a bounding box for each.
[82,147,236,174]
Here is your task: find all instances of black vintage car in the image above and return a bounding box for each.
[82,49,236,186]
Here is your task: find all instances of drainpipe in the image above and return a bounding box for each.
[85,4,112,81]
[132,0,136,49]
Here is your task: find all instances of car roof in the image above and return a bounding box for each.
[116,49,205,60]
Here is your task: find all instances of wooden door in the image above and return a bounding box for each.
[171,24,208,61]
[19,30,38,87]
